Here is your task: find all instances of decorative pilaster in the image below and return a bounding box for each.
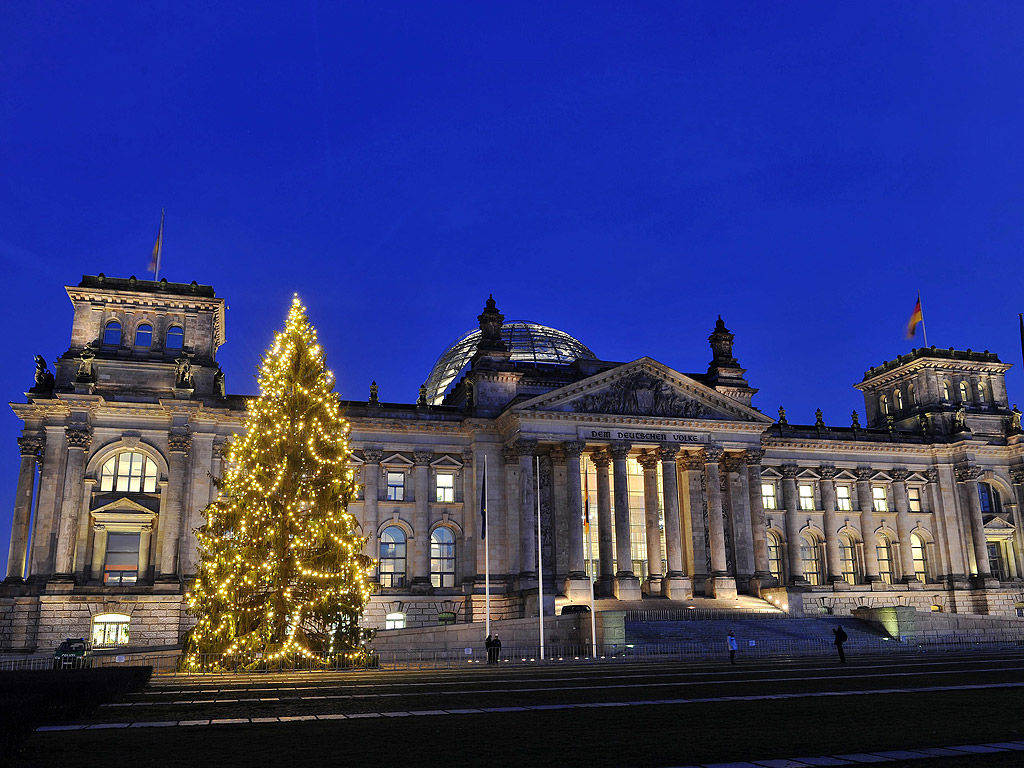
[818,466,844,585]
[723,452,754,583]
[563,442,589,600]
[137,524,154,584]
[411,450,433,592]
[637,450,664,595]
[90,524,108,582]
[955,463,993,584]
[502,445,521,576]
[362,448,383,573]
[703,444,735,598]
[745,449,772,587]
[51,426,92,584]
[157,429,191,585]
[5,435,44,582]
[683,452,709,591]
[591,449,614,597]
[517,439,538,585]
[890,468,918,583]
[855,468,882,582]
[659,445,691,599]
[609,441,641,599]
[780,465,806,585]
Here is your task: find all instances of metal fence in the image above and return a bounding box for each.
[623,608,786,622]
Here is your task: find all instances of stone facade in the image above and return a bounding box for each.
[2,276,1023,654]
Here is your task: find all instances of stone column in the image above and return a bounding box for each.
[683,452,709,590]
[855,468,882,582]
[1011,468,1024,581]
[52,426,92,582]
[659,445,691,599]
[956,464,992,582]
[517,439,538,586]
[704,445,735,598]
[157,430,191,584]
[362,448,383,569]
[818,467,844,585]
[745,449,772,587]
[5,436,43,581]
[891,468,918,583]
[637,450,664,595]
[723,452,754,584]
[137,524,153,583]
[461,449,476,582]
[74,478,97,580]
[90,524,108,582]
[592,449,614,597]
[780,465,805,584]
[609,441,641,599]
[563,441,590,600]
[502,445,521,577]
[411,450,432,592]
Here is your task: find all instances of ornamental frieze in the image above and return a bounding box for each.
[571,372,718,419]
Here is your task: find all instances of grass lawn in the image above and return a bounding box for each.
[12,687,1024,768]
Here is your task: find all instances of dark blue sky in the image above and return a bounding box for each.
[1,3,1022,572]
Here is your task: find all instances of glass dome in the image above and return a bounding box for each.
[423,321,597,405]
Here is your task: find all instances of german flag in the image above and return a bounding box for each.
[906,297,924,340]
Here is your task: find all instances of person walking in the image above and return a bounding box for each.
[832,625,848,664]
[485,634,494,664]
[727,631,738,664]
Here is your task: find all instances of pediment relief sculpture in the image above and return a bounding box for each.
[571,371,721,419]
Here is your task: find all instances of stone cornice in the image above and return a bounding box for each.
[503,408,771,435]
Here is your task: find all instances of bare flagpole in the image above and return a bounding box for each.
[536,454,544,661]
[584,459,597,657]
[484,455,490,640]
[919,290,929,347]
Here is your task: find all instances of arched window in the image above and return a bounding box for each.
[92,613,130,646]
[839,535,858,585]
[895,389,903,411]
[911,533,928,581]
[977,381,987,403]
[430,527,456,588]
[879,395,889,415]
[800,534,821,585]
[99,451,158,493]
[166,325,184,350]
[978,482,1003,516]
[379,526,407,588]
[942,381,951,400]
[876,536,894,584]
[908,384,916,405]
[384,612,406,630]
[959,381,970,403]
[135,323,153,347]
[103,321,122,346]
[766,532,783,582]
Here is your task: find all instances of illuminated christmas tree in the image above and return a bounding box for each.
[181,296,372,670]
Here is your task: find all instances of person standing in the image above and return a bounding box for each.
[485,634,493,664]
[491,634,502,664]
[833,625,848,664]
[727,631,738,664]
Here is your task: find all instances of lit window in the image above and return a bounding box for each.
[872,486,888,513]
[384,612,406,630]
[895,389,903,411]
[103,321,122,346]
[430,527,456,588]
[800,535,821,586]
[959,381,969,403]
[977,381,986,403]
[92,613,130,646]
[435,472,455,503]
[135,323,153,347]
[379,526,406,587]
[766,532,783,581]
[104,533,140,585]
[911,533,928,581]
[761,483,777,510]
[876,537,894,584]
[798,483,815,511]
[386,472,405,501]
[839,536,858,585]
[987,542,1005,580]
[908,487,922,512]
[836,485,852,511]
[99,452,158,493]
[908,384,916,405]
[880,395,889,415]
[166,325,184,349]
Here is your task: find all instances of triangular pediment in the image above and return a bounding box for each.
[90,497,154,516]
[513,358,773,423]
[985,515,1015,531]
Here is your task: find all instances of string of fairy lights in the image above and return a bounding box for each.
[181,296,373,670]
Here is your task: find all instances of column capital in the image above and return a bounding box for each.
[362,447,384,464]
[701,444,723,464]
[514,438,538,457]
[780,464,800,479]
[890,467,909,482]
[65,425,92,451]
[721,453,746,473]
[608,441,631,460]
[636,449,659,471]
[502,445,519,465]
[93,523,105,532]
[954,463,983,483]
[562,440,585,459]
[461,449,474,466]
[167,429,191,454]
[657,444,679,463]
[590,449,610,469]
[1010,466,1024,485]
[744,448,765,465]
[818,465,838,480]
[548,444,566,462]
[682,451,704,471]
[17,435,45,457]
[854,467,874,482]
[213,439,229,459]
[923,468,938,484]
[413,449,433,465]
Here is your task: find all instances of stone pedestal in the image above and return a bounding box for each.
[613,574,642,600]
[45,576,75,593]
[706,575,737,599]
[641,575,664,597]
[153,576,182,593]
[563,575,593,602]
[663,574,692,600]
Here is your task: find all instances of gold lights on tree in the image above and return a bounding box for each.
[181,296,372,670]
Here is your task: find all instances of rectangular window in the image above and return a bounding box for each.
[104,532,140,585]
[836,485,852,511]
[908,487,922,513]
[872,486,888,513]
[798,483,815,511]
[435,472,455,503]
[761,483,777,510]
[386,471,405,501]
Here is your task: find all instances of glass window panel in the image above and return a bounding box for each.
[430,527,456,587]
[135,324,153,347]
[911,533,928,581]
[836,485,852,511]
[166,326,184,349]
[386,472,405,501]
[840,537,857,585]
[379,527,406,587]
[435,473,455,503]
[876,538,893,584]
[872,486,888,512]
[800,536,820,586]
[766,534,782,580]
[761,483,777,510]
[798,484,815,511]
[103,321,121,346]
[100,458,116,492]
[908,487,922,513]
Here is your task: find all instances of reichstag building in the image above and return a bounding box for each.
[2,274,1023,653]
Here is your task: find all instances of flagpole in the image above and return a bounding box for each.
[918,290,928,347]
[584,459,597,658]
[152,209,164,281]
[1018,314,1023,381]
[484,455,490,640]
[536,455,544,661]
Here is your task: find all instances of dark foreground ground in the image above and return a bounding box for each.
[12,651,1024,768]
